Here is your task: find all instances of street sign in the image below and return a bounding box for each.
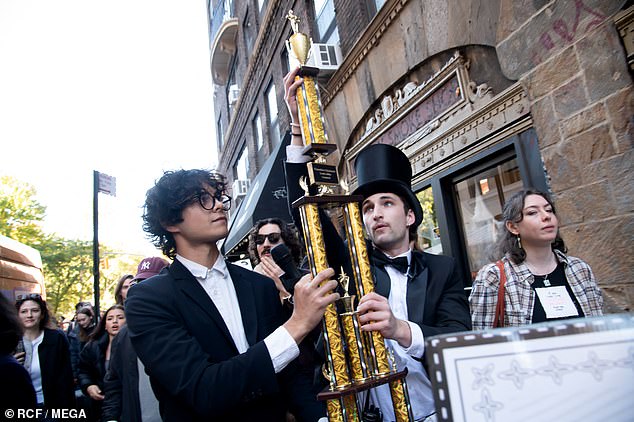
[97,172,116,196]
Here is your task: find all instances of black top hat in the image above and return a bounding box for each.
[352,144,423,227]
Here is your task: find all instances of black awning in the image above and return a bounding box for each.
[222,134,292,257]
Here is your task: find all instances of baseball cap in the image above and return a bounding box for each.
[133,256,169,281]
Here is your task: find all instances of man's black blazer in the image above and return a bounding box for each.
[125,259,325,421]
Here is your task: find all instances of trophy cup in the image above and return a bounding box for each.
[285,11,413,422]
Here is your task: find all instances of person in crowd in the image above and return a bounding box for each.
[283,67,472,421]
[68,306,97,379]
[0,293,36,415]
[78,304,126,420]
[125,169,339,421]
[247,218,323,413]
[248,217,304,304]
[14,294,75,412]
[470,189,603,329]
[102,256,168,422]
[113,274,134,306]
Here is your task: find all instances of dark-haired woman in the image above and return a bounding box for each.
[470,189,603,329]
[78,304,125,420]
[14,294,75,411]
[0,294,36,414]
[113,274,134,305]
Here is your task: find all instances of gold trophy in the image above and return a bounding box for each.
[285,11,413,422]
[285,10,337,188]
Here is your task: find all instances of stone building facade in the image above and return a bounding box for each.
[208,0,633,312]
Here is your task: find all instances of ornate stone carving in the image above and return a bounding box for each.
[360,53,464,140]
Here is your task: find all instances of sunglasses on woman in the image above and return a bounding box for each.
[17,293,42,301]
[254,232,282,245]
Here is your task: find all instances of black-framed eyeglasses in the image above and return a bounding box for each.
[254,232,282,245]
[192,191,232,211]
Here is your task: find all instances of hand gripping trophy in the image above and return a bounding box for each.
[285,10,413,422]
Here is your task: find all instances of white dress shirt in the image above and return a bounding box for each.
[175,254,299,373]
[367,250,435,421]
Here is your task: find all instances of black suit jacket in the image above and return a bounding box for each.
[125,259,325,421]
[285,161,471,351]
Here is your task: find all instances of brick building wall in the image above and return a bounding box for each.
[497,0,633,312]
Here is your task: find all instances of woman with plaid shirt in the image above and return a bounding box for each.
[470,189,603,329]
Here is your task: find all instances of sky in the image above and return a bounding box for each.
[0,1,217,257]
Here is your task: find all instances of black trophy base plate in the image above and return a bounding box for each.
[303,143,337,157]
[292,194,364,208]
[298,66,320,77]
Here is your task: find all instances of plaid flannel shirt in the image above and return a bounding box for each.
[469,249,603,330]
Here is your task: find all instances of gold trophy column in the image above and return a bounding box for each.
[343,203,414,422]
[298,203,358,422]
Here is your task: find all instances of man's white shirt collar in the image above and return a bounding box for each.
[175,253,228,279]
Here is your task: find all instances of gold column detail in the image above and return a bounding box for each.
[390,378,414,422]
[343,202,391,376]
[296,75,327,146]
[295,77,312,146]
[299,204,350,389]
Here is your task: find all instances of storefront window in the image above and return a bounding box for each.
[454,158,522,279]
[415,187,442,255]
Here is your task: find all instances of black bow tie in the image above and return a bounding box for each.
[372,250,409,274]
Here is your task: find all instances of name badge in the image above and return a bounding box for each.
[535,286,579,319]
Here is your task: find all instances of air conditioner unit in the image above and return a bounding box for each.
[306,43,343,75]
[228,84,240,106]
[232,179,250,197]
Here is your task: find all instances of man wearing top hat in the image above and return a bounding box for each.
[283,68,471,421]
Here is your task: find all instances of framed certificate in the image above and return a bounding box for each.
[426,314,634,422]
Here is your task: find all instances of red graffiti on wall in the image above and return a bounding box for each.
[533,0,606,64]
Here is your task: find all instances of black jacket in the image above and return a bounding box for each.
[38,328,76,409]
[125,259,326,421]
[78,332,109,395]
[102,326,142,422]
[0,354,37,413]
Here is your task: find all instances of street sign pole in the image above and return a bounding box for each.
[92,170,100,318]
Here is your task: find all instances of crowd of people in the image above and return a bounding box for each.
[0,256,168,421]
[0,68,604,422]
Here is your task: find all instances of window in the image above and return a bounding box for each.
[415,187,442,255]
[266,82,280,146]
[234,145,249,181]
[369,0,386,17]
[253,112,264,150]
[216,114,224,152]
[281,48,290,74]
[226,54,240,114]
[243,11,255,53]
[314,0,339,44]
[453,158,523,280]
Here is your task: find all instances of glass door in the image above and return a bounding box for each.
[453,157,523,280]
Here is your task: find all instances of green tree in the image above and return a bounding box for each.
[39,236,94,316]
[0,175,140,318]
[0,175,47,243]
